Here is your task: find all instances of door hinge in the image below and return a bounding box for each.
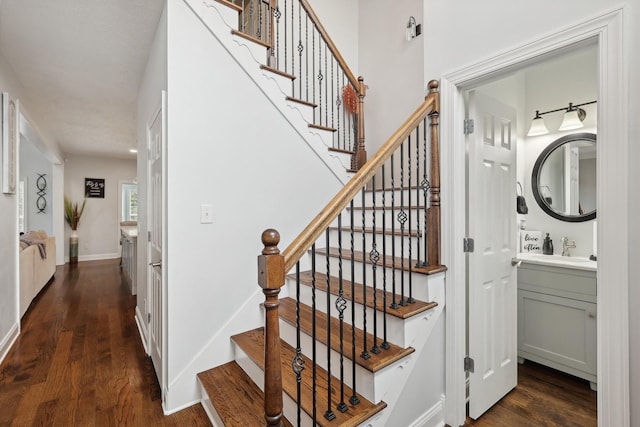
[464,356,475,373]
[463,237,475,253]
[148,231,151,242]
[464,119,475,135]
[147,312,151,323]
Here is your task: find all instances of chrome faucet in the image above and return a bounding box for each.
[561,236,576,256]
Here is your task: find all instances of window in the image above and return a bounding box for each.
[121,183,138,222]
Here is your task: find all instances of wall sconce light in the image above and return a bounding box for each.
[406,16,421,41]
[526,100,596,137]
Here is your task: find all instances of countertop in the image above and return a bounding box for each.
[120,226,138,238]
[517,252,597,272]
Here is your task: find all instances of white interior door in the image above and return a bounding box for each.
[467,90,518,419]
[147,92,166,392]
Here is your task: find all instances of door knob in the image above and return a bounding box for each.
[511,257,522,267]
[149,261,162,268]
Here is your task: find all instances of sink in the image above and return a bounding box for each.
[527,254,591,263]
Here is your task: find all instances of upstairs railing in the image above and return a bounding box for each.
[258,81,441,425]
[231,0,367,169]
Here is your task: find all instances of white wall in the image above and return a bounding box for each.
[309,0,360,76]
[0,49,61,363]
[359,0,425,154]
[418,0,639,424]
[19,137,53,235]
[136,1,167,353]
[63,155,136,261]
[163,0,344,411]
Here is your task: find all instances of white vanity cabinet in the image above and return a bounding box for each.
[517,259,597,388]
[121,226,138,295]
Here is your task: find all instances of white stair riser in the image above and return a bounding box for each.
[311,255,432,302]
[234,344,316,427]
[343,207,427,230]
[285,98,315,123]
[285,280,410,347]
[326,228,423,258]
[279,319,414,404]
[203,0,241,31]
[360,189,429,207]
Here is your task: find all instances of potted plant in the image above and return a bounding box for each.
[64,196,87,263]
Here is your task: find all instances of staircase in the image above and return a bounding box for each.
[191,1,446,425]
[198,183,445,426]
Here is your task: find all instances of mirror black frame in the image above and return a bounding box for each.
[531,132,596,222]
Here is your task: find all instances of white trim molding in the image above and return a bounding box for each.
[441,8,629,427]
[0,322,20,365]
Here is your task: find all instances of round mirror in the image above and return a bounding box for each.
[531,132,596,222]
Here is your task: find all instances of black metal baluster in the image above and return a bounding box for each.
[407,133,414,304]
[325,44,328,127]
[331,55,335,148]
[336,214,348,413]
[283,0,287,73]
[257,0,262,40]
[305,15,309,101]
[311,243,317,423]
[349,200,360,405]
[293,262,305,426]
[297,0,302,98]
[325,230,335,421]
[317,36,323,126]
[336,66,342,151]
[415,122,422,267]
[312,27,315,106]
[390,154,398,309]
[381,164,390,350]
[290,0,294,79]
[249,0,255,38]
[398,142,407,306]
[274,4,281,69]
[361,188,370,360]
[370,176,380,354]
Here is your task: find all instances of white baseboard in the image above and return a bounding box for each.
[408,394,446,427]
[64,253,120,263]
[0,322,20,365]
[135,306,149,355]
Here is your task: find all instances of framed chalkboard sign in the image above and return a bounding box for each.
[85,178,105,198]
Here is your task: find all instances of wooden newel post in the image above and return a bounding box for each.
[258,229,285,427]
[426,80,441,266]
[356,76,368,169]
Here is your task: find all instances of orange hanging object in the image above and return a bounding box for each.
[342,85,358,115]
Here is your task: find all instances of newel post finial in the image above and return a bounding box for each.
[258,229,284,427]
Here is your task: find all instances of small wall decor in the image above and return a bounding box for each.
[2,93,19,194]
[36,174,47,213]
[520,230,542,253]
[85,177,105,198]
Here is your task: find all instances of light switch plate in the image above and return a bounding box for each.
[200,204,213,224]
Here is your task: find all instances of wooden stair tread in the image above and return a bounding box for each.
[286,96,317,108]
[230,29,271,49]
[232,328,387,427]
[290,271,437,319]
[198,361,294,427]
[215,0,242,12]
[328,226,421,238]
[316,247,447,275]
[279,297,415,372]
[328,147,355,155]
[261,65,296,80]
[309,123,337,132]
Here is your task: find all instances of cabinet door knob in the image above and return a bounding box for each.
[588,311,596,318]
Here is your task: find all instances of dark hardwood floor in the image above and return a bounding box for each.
[1,259,597,427]
[0,259,211,427]
[466,360,597,426]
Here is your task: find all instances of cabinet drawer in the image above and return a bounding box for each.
[518,263,596,302]
[518,290,596,378]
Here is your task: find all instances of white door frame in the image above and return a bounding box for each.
[441,8,629,427]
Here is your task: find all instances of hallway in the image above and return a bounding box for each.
[0,260,210,426]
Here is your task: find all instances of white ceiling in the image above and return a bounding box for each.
[0,0,165,159]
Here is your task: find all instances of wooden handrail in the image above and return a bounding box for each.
[298,0,359,91]
[283,80,440,272]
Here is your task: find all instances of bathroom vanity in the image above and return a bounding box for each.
[516,253,597,389]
